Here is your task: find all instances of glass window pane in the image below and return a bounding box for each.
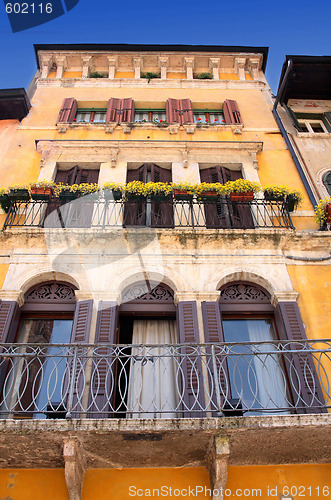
[94,112,106,123]
[76,112,90,123]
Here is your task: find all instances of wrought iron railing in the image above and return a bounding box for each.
[0,340,329,418]
[3,197,294,230]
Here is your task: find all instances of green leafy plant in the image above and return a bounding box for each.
[196,73,213,80]
[263,185,303,209]
[90,71,106,78]
[314,196,331,226]
[141,72,160,83]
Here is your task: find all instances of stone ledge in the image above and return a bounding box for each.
[0,414,330,469]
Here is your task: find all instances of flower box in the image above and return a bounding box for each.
[0,194,10,213]
[150,194,172,202]
[286,194,298,212]
[229,191,254,202]
[111,189,122,201]
[31,187,53,201]
[58,191,80,201]
[8,189,30,202]
[127,193,146,202]
[264,193,283,202]
[197,191,219,202]
[173,190,193,202]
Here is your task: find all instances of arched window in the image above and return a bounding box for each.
[0,282,93,419]
[202,282,326,416]
[322,171,331,196]
[89,281,203,418]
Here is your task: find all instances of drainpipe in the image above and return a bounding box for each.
[272,60,318,208]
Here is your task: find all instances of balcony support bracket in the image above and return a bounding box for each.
[63,437,86,500]
[206,435,230,500]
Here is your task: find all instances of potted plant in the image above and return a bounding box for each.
[196,73,213,79]
[0,187,10,212]
[124,181,148,201]
[226,179,261,201]
[55,183,83,200]
[172,183,195,202]
[149,182,172,202]
[8,184,31,202]
[195,183,225,202]
[30,180,55,201]
[103,182,124,201]
[90,71,106,78]
[263,185,303,212]
[141,72,161,83]
[314,196,331,228]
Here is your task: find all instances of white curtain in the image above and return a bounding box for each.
[246,320,289,412]
[127,319,178,418]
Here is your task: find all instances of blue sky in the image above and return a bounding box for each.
[0,0,330,94]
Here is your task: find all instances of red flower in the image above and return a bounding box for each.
[205,119,209,123]
[73,118,77,122]
[221,119,225,123]
[90,119,94,122]
[214,119,218,122]
[197,118,201,121]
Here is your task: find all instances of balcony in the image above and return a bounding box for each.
[0,339,329,419]
[3,197,294,230]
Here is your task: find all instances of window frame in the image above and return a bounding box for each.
[134,108,167,123]
[193,109,225,124]
[75,108,107,124]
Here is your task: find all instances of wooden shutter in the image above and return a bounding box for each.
[202,302,230,415]
[285,105,302,132]
[200,167,230,229]
[68,300,93,416]
[124,166,147,226]
[89,301,118,418]
[275,301,326,414]
[76,169,100,184]
[0,301,18,344]
[151,165,174,228]
[221,167,254,229]
[166,98,181,123]
[323,112,331,132]
[180,99,194,124]
[177,301,205,417]
[106,98,122,123]
[121,98,135,123]
[57,98,77,123]
[223,99,242,124]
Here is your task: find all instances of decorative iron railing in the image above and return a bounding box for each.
[0,340,329,418]
[3,197,294,230]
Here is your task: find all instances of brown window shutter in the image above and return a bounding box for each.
[77,169,100,185]
[166,98,181,124]
[202,302,230,415]
[121,98,135,123]
[151,165,173,228]
[275,301,326,414]
[67,300,93,416]
[106,98,122,123]
[57,98,77,123]
[0,301,19,344]
[180,99,194,124]
[124,165,147,226]
[89,301,118,418]
[177,301,205,417]
[223,99,242,124]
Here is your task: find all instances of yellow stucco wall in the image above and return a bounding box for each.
[2,464,328,500]
[219,73,239,80]
[167,72,186,79]
[0,263,9,288]
[287,265,331,340]
[115,72,135,78]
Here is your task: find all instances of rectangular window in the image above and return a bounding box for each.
[193,110,225,124]
[294,112,331,134]
[75,109,107,123]
[135,109,167,123]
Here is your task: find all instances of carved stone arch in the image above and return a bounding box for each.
[113,267,183,299]
[120,281,176,315]
[22,281,77,312]
[219,281,271,303]
[213,267,280,297]
[8,267,82,297]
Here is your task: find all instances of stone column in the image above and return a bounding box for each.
[235,57,246,81]
[159,57,168,79]
[134,58,142,79]
[40,56,52,79]
[248,58,260,80]
[210,58,220,80]
[184,57,194,80]
[55,56,66,79]
[82,56,92,78]
[107,57,116,79]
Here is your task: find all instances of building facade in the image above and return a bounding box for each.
[0,45,330,500]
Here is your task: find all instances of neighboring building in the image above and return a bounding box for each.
[274,55,331,202]
[0,45,330,500]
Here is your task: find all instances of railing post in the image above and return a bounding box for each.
[211,344,224,417]
[66,345,78,419]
